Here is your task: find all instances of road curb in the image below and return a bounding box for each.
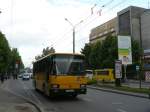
[88,85,149,99]
[3,88,44,112]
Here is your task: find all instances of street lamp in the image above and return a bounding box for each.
[65,18,83,53]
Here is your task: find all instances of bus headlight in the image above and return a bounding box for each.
[51,84,59,88]
[80,84,86,88]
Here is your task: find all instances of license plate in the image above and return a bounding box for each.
[66,89,74,92]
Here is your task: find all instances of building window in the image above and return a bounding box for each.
[119,11,131,35]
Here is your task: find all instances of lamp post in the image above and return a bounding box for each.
[65,18,83,53]
[139,16,144,88]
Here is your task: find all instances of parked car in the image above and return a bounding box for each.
[22,73,30,80]
[28,72,33,79]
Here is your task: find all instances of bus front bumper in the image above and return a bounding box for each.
[50,88,87,95]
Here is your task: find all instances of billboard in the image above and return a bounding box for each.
[118,35,132,65]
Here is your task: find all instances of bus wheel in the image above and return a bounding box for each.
[72,94,77,98]
[42,84,47,95]
[34,81,38,91]
[49,92,55,99]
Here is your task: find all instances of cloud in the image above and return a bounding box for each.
[0,0,147,67]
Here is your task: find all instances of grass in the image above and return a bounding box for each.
[96,83,150,94]
[87,79,97,85]
[87,79,150,94]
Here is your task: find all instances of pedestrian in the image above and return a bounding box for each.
[0,73,4,84]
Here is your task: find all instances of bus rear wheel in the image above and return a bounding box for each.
[71,94,77,98]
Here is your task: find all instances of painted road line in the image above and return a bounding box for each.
[81,97,93,102]
[117,108,127,112]
[112,102,123,105]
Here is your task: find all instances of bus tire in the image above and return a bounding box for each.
[72,94,77,98]
[42,84,46,95]
[34,81,38,91]
[49,92,55,99]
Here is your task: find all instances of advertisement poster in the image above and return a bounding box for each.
[118,35,132,65]
[115,60,122,79]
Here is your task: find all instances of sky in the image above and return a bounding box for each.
[0,0,149,67]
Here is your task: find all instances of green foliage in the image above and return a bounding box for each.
[42,47,55,57]
[10,48,24,70]
[100,36,118,68]
[87,79,97,85]
[0,32,11,72]
[35,46,55,60]
[81,36,140,69]
[89,41,102,69]
[0,31,24,74]
[81,43,92,69]
[97,84,150,94]
[131,39,141,64]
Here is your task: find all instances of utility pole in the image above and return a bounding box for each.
[139,16,144,88]
[65,18,83,53]
[148,0,150,9]
[73,28,75,53]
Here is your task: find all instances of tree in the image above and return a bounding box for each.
[0,32,11,73]
[81,36,140,69]
[81,43,92,69]
[131,39,141,64]
[10,48,24,73]
[0,31,24,75]
[89,41,102,69]
[100,36,118,68]
[42,47,55,57]
[35,46,55,60]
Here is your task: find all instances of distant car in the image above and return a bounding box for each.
[18,74,22,78]
[22,73,30,80]
[28,73,33,79]
[85,70,93,80]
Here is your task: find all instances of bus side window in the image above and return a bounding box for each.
[45,59,49,82]
[50,57,56,75]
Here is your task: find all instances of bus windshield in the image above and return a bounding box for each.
[54,55,85,75]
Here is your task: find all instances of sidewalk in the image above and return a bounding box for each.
[0,81,39,112]
[122,79,150,89]
[88,85,150,99]
[127,79,150,84]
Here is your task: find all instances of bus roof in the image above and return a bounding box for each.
[34,53,84,63]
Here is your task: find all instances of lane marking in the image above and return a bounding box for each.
[117,108,127,112]
[82,97,92,102]
[112,102,123,105]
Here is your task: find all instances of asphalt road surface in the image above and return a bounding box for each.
[2,79,150,112]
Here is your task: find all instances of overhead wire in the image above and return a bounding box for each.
[48,0,135,52]
[76,0,128,36]
[49,1,98,48]
[51,0,116,49]
[48,0,112,48]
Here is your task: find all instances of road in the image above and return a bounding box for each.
[2,79,150,112]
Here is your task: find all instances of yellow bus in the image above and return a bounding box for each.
[33,53,87,97]
[93,69,115,82]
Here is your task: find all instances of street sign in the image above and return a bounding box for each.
[136,65,140,71]
[15,64,18,69]
[145,71,150,82]
[115,60,122,79]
